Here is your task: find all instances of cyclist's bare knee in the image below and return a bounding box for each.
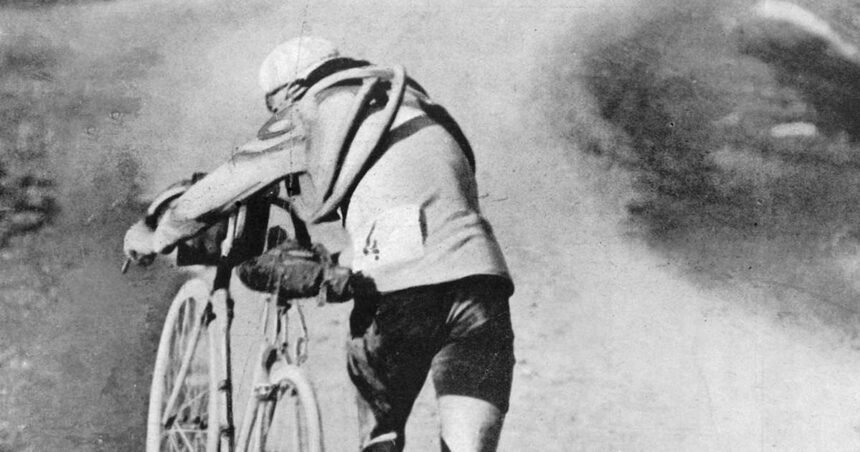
[438,395,504,452]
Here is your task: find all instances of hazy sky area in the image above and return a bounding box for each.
[3,0,860,450]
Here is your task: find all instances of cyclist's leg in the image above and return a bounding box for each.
[432,276,515,452]
[438,396,504,452]
[346,287,450,452]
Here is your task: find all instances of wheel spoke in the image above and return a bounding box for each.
[148,280,215,452]
[175,387,208,415]
[176,425,195,450]
[162,299,207,425]
[167,432,180,451]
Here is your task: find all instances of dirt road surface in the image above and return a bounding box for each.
[3,1,860,451]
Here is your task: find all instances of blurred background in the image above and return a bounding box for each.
[2,0,860,450]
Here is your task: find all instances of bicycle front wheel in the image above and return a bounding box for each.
[147,278,219,452]
[255,363,323,452]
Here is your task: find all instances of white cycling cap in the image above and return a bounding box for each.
[258,36,340,94]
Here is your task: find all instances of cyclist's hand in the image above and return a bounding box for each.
[123,220,157,267]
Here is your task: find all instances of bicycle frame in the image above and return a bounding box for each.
[168,183,318,452]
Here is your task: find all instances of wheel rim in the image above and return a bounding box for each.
[251,388,310,452]
[259,366,323,452]
[159,292,212,451]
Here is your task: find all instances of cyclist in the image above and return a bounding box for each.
[124,36,515,452]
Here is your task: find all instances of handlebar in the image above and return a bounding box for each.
[122,181,279,277]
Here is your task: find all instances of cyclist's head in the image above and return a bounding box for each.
[260,36,340,112]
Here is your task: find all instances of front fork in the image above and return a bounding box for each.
[211,204,244,451]
[210,285,235,452]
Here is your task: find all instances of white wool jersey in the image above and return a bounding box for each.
[312,90,512,293]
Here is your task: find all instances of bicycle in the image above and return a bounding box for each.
[139,186,326,452]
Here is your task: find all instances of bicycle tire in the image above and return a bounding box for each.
[147,279,219,452]
[254,363,324,452]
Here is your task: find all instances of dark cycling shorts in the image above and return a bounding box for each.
[347,275,515,442]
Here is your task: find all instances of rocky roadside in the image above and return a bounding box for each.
[0,121,60,452]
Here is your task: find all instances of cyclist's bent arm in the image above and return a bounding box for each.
[153,143,307,253]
